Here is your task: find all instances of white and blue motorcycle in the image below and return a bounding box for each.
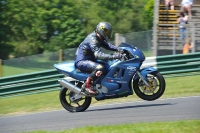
[54,42,166,112]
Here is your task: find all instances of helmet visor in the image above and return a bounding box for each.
[104,28,113,39]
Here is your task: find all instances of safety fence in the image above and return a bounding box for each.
[142,52,200,77]
[0,52,200,98]
[0,48,78,77]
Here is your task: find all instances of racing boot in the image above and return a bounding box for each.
[85,77,96,94]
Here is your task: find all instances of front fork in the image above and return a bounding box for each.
[136,71,150,87]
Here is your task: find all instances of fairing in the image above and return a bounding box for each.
[54,62,89,81]
[54,42,158,101]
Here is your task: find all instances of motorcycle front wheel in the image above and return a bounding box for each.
[59,81,92,112]
[133,71,165,101]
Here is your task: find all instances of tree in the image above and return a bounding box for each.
[1,0,153,59]
[2,0,46,57]
[0,0,13,59]
[80,0,149,35]
[142,0,154,30]
[2,0,85,57]
[46,19,85,51]
[41,0,85,51]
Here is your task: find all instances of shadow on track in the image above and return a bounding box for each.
[87,103,174,112]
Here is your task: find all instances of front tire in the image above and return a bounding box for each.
[133,71,165,101]
[59,81,92,112]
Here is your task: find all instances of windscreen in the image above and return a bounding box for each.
[118,42,136,49]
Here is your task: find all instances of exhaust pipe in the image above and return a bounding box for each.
[58,79,82,94]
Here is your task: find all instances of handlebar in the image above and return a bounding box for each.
[120,54,128,61]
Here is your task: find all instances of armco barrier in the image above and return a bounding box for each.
[0,70,64,98]
[157,52,200,75]
[0,52,200,98]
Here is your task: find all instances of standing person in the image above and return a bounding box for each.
[177,12,188,46]
[183,37,193,54]
[75,22,122,94]
[181,0,193,17]
[165,0,174,10]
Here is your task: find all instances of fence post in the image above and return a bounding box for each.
[59,49,63,62]
[0,59,2,77]
[173,24,176,55]
[191,22,195,53]
[146,31,151,52]
[153,0,159,56]
[115,33,119,46]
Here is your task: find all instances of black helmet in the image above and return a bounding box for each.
[96,22,113,41]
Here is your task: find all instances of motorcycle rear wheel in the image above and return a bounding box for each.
[59,81,92,112]
[133,71,165,101]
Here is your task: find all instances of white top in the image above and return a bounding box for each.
[181,0,193,7]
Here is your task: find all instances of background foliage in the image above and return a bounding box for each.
[0,0,153,59]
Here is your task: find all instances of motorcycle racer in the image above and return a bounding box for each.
[75,22,122,94]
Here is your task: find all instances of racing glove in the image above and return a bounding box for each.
[109,53,123,60]
[117,47,124,53]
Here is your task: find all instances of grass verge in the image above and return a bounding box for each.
[0,75,200,116]
[23,120,200,133]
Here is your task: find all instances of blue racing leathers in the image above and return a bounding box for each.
[75,31,118,64]
[75,31,118,81]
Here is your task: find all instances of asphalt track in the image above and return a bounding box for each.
[0,96,200,133]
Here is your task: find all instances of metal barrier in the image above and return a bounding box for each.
[0,70,64,98]
[0,52,200,98]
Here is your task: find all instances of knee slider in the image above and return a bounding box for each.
[95,70,102,77]
[95,64,104,77]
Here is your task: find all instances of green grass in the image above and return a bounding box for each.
[0,75,200,116]
[143,50,153,57]
[2,65,45,77]
[22,120,200,133]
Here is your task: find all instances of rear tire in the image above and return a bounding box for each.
[59,81,92,112]
[133,71,165,101]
